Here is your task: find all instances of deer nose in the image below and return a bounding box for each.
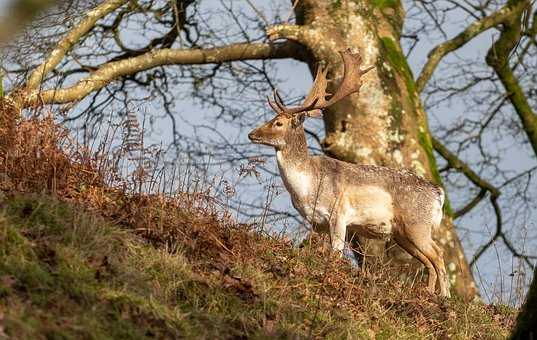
[248,131,256,141]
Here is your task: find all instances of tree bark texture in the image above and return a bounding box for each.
[511,267,537,340]
[269,0,477,299]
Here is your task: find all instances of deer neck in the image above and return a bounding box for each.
[276,126,309,164]
[276,128,313,200]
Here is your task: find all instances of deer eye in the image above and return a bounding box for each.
[275,121,283,127]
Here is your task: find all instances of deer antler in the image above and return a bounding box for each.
[267,49,374,116]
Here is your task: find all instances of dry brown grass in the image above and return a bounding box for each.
[0,101,102,196]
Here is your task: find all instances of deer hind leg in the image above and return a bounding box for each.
[431,242,451,297]
[347,232,365,266]
[404,229,450,298]
[394,235,437,294]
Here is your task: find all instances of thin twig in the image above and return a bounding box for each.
[244,0,269,26]
[285,0,300,23]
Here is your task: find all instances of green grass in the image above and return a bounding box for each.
[0,194,515,339]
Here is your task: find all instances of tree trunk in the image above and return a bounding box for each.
[271,0,477,299]
[511,268,537,339]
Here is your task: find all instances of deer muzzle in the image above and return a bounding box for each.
[248,130,262,143]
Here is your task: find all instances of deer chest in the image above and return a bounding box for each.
[277,161,333,227]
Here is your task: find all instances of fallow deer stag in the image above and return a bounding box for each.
[248,49,450,297]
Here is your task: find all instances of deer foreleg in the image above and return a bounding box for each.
[329,220,347,256]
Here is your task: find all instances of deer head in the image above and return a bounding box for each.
[248,49,374,150]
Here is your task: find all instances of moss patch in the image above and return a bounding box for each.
[372,0,398,9]
[380,37,416,102]
[417,129,454,215]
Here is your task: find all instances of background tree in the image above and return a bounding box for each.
[511,267,537,339]
[2,0,537,301]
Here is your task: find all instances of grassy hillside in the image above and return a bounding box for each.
[0,110,517,338]
[0,193,515,339]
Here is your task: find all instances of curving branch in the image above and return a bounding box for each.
[416,0,528,93]
[22,41,307,107]
[486,0,537,157]
[431,136,500,198]
[432,136,536,268]
[454,188,487,219]
[26,0,129,91]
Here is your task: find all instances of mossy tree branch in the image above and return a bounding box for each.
[13,0,307,108]
[416,3,525,92]
[486,0,537,157]
[416,0,527,93]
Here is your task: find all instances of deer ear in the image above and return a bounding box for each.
[306,109,322,118]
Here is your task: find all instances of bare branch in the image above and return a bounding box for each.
[416,1,528,93]
[486,0,537,157]
[431,136,500,198]
[26,0,128,91]
[470,195,536,268]
[24,41,306,106]
[454,188,487,219]
[244,0,269,26]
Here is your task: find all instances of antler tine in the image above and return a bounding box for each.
[360,65,375,76]
[324,49,374,106]
[270,67,328,116]
[267,96,283,114]
[302,65,329,108]
[273,89,311,116]
[274,90,284,104]
[266,49,373,116]
[273,90,287,111]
